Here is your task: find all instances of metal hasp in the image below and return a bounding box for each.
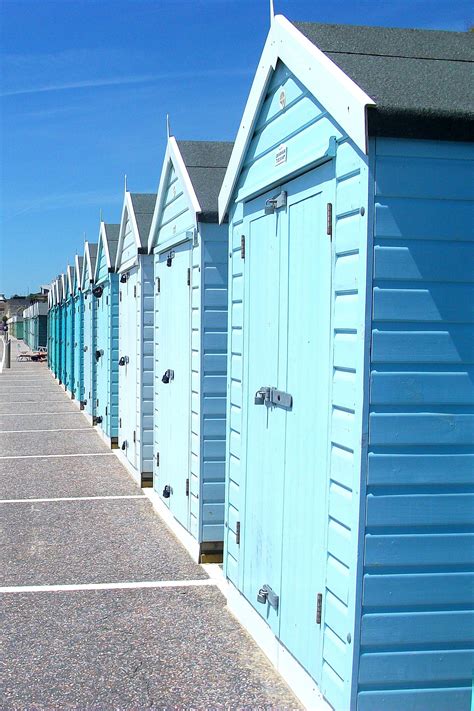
[161,369,174,384]
[254,386,293,409]
[121,440,127,451]
[257,584,279,611]
[162,484,171,499]
[265,190,287,215]
[118,355,129,366]
[95,349,104,362]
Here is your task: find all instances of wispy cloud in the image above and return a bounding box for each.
[1,74,158,98]
[4,190,122,221]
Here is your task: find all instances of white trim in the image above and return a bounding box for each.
[148,136,201,253]
[0,579,218,594]
[81,241,97,289]
[115,191,142,272]
[218,13,374,220]
[94,222,113,280]
[0,452,115,460]
[74,254,84,294]
[0,494,146,504]
[226,582,332,711]
[66,264,75,297]
[144,488,201,562]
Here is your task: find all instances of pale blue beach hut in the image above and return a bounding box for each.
[218,17,474,711]
[72,255,84,403]
[64,265,75,395]
[115,191,155,485]
[93,221,120,446]
[148,136,233,561]
[81,241,98,418]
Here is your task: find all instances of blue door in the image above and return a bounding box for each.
[73,295,84,401]
[83,292,96,415]
[241,164,333,681]
[96,283,110,435]
[156,241,191,527]
[118,267,138,469]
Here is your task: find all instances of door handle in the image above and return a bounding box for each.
[162,369,174,384]
[119,356,129,366]
[95,349,104,362]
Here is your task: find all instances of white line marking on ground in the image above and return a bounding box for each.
[0,579,217,594]
[0,428,92,434]
[0,412,83,416]
[0,452,114,460]
[0,494,146,504]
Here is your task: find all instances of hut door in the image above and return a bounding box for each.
[119,268,138,469]
[95,285,108,429]
[242,164,333,682]
[157,241,191,528]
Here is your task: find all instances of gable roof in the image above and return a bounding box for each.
[176,140,234,222]
[66,265,75,297]
[148,137,233,250]
[218,15,473,220]
[74,255,84,293]
[115,191,156,268]
[96,222,120,278]
[294,22,473,140]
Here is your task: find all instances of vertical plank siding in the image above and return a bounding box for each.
[139,256,155,475]
[358,138,474,711]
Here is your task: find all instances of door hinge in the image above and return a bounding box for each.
[96,398,99,407]
[236,521,241,545]
[156,277,160,294]
[133,430,136,443]
[106,295,108,305]
[316,593,323,625]
[187,268,191,286]
[105,405,108,416]
[156,452,160,467]
[119,291,122,302]
[119,417,122,427]
[185,478,189,496]
[133,285,137,298]
[240,235,245,259]
[327,203,333,240]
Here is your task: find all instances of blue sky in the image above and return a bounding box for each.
[0,0,472,297]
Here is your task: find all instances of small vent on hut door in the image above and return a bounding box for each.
[133,285,137,298]
[119,417,122,428]
[156,452,160,467]
[316,593,323,624]
[236,521,241,545]
[327,203,333,240]
[185,478,189,496]
[120,292,122,302]
[156,277,160,294]
[240,235,246,259]
[133,430,136,443]
[106,296,109,305]
[105,406,108,416]
[187,268,191,286]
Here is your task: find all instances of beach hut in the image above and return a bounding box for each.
[33,302,48,349]
[64,265,75,394]
[47,289,53,367]
[148,137,233,560]
[22,305,32,347]
[81,241,98,419]
[115,191,155,485]
[54,278,64,381]
[72,255,84,404]
[93,222,120,446]
[218,17,474,711]
[7,314,24,341]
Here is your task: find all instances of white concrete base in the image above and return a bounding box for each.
[71,397,82,411]
[94,425,118,450]
[82,411,94,426]
[224,581,333,711]
[143,488,201,563]
[112,448,142,487]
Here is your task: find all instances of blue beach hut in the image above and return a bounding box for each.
[56,277,65,383]
[22,305,32,348]
[148,136,233,561]
[72,255,84,404]
[93,221,120,447]
[47,288,54,368]
[64,265,75,395]
[81,241,98,419]
[115,191,155,486]
[218,17,474,711]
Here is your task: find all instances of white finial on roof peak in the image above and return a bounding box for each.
[166,113,171,139]
[100,208,103,224]
[124,174,128,193]
[270,0,275,22]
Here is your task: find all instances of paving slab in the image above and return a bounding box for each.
[0,429,110,457]
[1,498,209,585]
[0,392,73,403]
[0,454,140,499]
[0,413,91,432]
[2,586,300,710]
[0,400,79,414]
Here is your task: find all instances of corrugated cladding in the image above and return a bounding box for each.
[358,137,474,711]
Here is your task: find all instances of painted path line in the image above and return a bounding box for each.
[0,495,146,504]
[0,428,92,434]
[0,452,115,460]
[0,579,218,594]
[0,412,83,417]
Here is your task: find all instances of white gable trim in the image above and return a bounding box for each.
[60,274,67,303]
[94,222,112,281]
[81,242,94,290]
[74,255,83,293]
[218,14,374,220]
[115,191,142,271]
[148,136,201,252]
[66,265,75,297]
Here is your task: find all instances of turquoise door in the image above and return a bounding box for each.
[156,241,191,527]
[118,267,138,469]
[73,295,84,401]
[96,283,110,435]
[83,292,95,415]
[241,164,333,682]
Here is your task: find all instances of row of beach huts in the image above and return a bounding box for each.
[40,17,473,711]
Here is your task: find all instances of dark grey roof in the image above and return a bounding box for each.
[293,22,474,140]
[177,141,234,222]
[103,224,120,265]
[88,243,98,278]
[130,193,156,247]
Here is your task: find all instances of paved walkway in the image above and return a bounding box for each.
[0,344,299,710]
